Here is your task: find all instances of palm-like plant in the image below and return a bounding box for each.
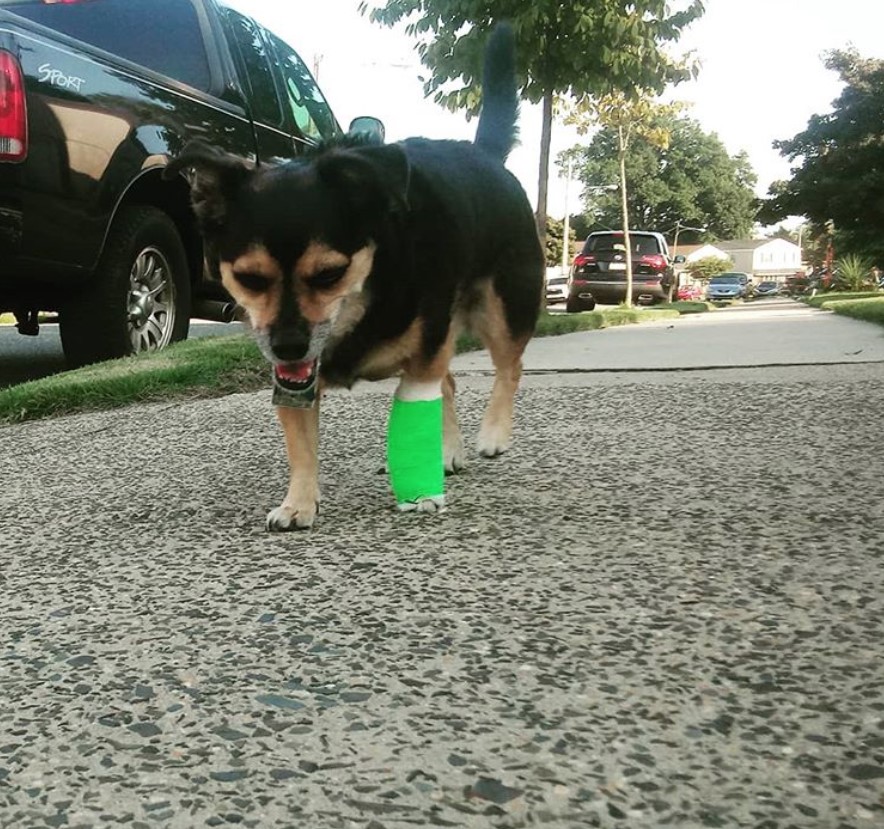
[835,254,874,291]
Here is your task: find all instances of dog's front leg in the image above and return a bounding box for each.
[266,402,320,531]
[388,375,446,513]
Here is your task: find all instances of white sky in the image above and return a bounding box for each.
[226,0,884,219]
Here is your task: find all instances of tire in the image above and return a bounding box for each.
[60,206,191,368]
[566,296,595,313]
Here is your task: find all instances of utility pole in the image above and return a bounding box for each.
[561,157,572,276]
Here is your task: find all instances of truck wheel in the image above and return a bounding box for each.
[60,206,191,367]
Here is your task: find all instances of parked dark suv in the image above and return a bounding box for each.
[0,0,381,367]
[566,230,682,311]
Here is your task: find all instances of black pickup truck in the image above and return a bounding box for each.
[0,0,377,366]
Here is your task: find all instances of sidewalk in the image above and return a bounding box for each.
[452,299,884,373]
[1,301,882,828]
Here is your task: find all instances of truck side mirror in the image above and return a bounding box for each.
[348,116,386,143]
[674,254,686,264]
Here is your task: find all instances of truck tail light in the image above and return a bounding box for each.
[0,51,28,162]
[640,254,666,271]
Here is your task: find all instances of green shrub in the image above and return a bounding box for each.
[835,254,875,292]
[688,255,734,281]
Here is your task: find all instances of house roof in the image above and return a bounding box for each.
[715,238,799,252]
[713,239,769,251]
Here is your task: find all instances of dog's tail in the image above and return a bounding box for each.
[474,22,518,162]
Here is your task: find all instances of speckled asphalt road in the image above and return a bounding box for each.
[1,301,883,828]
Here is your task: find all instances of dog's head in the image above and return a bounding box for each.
[165,140,409,382]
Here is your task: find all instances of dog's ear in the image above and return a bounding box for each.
[315,144,410,218]
[164,141,254,233]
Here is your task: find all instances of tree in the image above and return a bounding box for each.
[544,216,574,269]
[566,91,678,306]
[761,48,884,264]
[359,0,705,241]
[568,213,592,243]
[688,255,733,281]
[562,114,757,242]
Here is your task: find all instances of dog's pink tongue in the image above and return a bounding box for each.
[275,359,315,383]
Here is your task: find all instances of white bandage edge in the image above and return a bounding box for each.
[395,377,443,403]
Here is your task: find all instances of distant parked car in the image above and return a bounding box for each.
[676,284,703,301]
[706,272,751,301]
[545,274,569,305]
[754,281,781,297]
[785,273,811,295]
[567,230,683,309]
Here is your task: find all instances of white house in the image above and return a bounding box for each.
[714,239,802,281]
[674,238,802,282]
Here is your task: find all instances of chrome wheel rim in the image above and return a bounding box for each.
[127,245,176,353]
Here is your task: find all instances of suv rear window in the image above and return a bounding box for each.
[583,233,662,257]
[709,275,741,285]
[5,0,211,91]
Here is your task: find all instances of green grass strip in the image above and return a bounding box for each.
[802,291,882,308]
[0,306,687,425]
[823,296,884,326]
[0,336,267,424]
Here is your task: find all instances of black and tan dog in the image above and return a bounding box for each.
[166,23,543,530]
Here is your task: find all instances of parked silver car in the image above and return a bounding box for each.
[545,274,569,305]
[754,280,782,297]
[706,272,750,301]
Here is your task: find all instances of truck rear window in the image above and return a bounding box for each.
[583,234,662,257]
[4,0,211,91]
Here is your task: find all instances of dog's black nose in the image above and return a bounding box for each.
[270,325,310,362]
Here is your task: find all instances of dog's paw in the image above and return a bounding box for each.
[444,449,465,475]
[266,501,318,532]
[476,423,512,458]
[396,495,445,514]
[477,432,510,459]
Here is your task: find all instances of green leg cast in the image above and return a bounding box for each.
[386,396,444,510]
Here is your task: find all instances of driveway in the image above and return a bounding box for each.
[1,299,882,828]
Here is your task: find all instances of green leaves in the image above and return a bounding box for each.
[764,48,884,264]
[359,0,705,113]
[562,114,757,239]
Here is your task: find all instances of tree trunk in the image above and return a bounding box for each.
[535,90,554,245]
[618,126,633,309]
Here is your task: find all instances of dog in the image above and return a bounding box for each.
[165,23,543,530]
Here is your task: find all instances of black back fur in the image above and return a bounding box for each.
[166,23,543,386]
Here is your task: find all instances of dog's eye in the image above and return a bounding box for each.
[234,271,272,293]
[307,265,348,290]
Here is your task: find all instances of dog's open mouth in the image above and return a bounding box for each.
[274,359,318,391]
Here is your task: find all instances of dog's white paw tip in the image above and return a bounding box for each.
[477,434,510,459]
[266,506,315,532]
[444,459,465,476]
[478,447,507,459]
[396,496,446,514]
